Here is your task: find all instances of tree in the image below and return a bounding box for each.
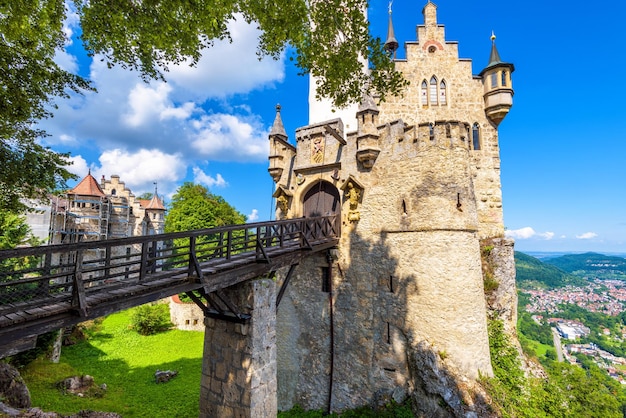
[0,211,41,250]
[1,1,93,213]
[165,182,246,233]
[1,0,406,213]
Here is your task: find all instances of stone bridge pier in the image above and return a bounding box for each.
[199,278,277,418]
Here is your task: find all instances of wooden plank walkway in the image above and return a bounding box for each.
[0,216,339,357]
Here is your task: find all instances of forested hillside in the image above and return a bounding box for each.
[542,252,626,280]
[515,252,587,289]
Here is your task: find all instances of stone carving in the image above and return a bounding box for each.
[277,195,289,214]
[311,137,324,164]
[346,182,361,222]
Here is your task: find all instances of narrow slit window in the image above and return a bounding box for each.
[402,200,407,215]
[421,80,428,105]
[321,267,331,292]
[386,322,391,344]
[429,123,435,142]
[501,70,507,87]
[429,76,438,105]
[439,80,447,105]
[389,275,394,293]
[472,123,481,150]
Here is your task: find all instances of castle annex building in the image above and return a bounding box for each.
[269,1,515,412]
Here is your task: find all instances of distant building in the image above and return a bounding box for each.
[47,172,165,245]
[557,322,590,340]
[23,173,167,283]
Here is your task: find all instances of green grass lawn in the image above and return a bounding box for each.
[20,309,205,417]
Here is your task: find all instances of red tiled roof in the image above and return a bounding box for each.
[141,195,166,210]
[69,173,105,197]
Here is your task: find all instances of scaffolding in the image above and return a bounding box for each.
[48,193,131,245]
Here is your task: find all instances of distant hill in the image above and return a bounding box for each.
[542,252,626,280]
[515,252,587,289]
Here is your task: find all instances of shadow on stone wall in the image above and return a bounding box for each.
[277,224,498,416]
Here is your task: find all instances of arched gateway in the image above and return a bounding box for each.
[303,181,340,218]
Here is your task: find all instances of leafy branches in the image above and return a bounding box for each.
[76,0,406,107]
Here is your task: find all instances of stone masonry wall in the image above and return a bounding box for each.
[273,2,512,414]
[199,279,277,418]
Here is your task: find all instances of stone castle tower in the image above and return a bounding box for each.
[268,1,515,413]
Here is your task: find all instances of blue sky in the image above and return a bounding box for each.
[39,0,626,253]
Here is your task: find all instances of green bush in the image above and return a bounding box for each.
[130,303,173,335]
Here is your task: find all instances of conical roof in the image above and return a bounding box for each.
[480,32,515,75]
[269,104,287,139]
[384,4,399,55]
[69,171,105,197]
[144,194,165,210]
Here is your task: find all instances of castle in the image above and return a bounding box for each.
[47,172,166,245]
[269,1,516,413]
[24,172,167,283]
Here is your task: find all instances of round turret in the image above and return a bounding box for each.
[479,32,515,125]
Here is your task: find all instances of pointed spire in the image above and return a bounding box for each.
[358,93,379,114]
[384,1,399,57]
[269,104,287,139]
[486,31,503,67]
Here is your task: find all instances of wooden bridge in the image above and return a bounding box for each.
[0,216,339,358]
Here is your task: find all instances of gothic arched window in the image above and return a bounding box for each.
[421,80,428,105]
[501,70,507,87]
[439,80,447,105]
[429,76,438,105]
[472,123,481,150]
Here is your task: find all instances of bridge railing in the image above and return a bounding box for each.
[0,216,339,316]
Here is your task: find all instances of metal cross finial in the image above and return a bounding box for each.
[388,0,393,14]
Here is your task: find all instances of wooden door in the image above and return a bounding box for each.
[303,181,340,217]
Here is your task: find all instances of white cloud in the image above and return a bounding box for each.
[247,209,259,222]
[576,232,598,240]
[122,83,196,128]
[505,227,554,240]
[89,149,187,195]
[505,227,536,239]
[67,155,90,178]
[191,114,269,161]
[40,16,280,166]
[166,16,285,101]
[192,167,227,188]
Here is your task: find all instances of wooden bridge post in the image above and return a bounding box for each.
[199,278,277,418]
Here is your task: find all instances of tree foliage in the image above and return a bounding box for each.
[515,252,587,289]
[130,303,173,335]
[1,0,406,213]
[165,182,246,233]
[76,0,407,108]
[0,0,91,212]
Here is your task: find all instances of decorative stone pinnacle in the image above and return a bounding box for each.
[270,103,287,138]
